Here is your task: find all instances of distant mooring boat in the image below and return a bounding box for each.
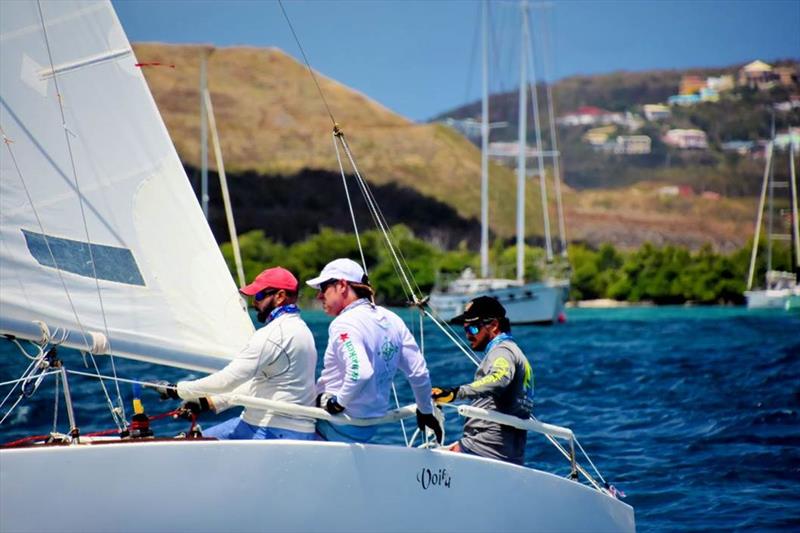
[429,0,569,325]
[744,138,800,310]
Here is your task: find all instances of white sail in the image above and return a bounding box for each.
[0,0,254,371]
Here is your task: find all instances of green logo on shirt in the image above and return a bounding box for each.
[380,337,399,361]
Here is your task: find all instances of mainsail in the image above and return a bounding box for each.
[0,0,254,372]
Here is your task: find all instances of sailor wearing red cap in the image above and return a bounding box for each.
[307,258,442,444]
[153,267,317,440]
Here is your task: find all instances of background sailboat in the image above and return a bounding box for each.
[430,0,569,324]
[744,138,800,310]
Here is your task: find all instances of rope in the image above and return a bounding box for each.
[9,338,44,361]
[573,435,607,485]
[276,0,337,127]
[35,1,126,429]
[391,382,409,446]
[336,135,419,300]
[332,132,367,273]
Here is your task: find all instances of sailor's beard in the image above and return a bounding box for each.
[257,300,276,323]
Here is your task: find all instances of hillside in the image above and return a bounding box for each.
[133,43,545,240]
[135,43,769,251]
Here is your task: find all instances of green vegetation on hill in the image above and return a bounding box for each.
[221,228,794,306]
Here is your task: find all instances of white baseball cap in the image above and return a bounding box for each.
[306,258,366,289]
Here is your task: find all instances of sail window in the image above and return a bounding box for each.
[23,229,145,286]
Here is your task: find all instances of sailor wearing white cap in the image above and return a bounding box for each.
[307,258,442,443]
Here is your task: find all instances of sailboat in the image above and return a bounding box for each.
[744,138,800,310]
[0,1,634,531]
[429,1,570,325]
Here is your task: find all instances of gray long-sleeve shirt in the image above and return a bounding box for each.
[457,336,534,465]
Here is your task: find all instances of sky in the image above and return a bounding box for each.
[113,0,800,122]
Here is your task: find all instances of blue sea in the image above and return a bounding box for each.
[1,306,798,531]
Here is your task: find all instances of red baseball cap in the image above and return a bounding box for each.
[240,267,299,295]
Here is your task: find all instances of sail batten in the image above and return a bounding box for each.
[1,0,254,369]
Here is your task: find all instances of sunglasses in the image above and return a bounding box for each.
[254,289,278,302]
[318,279,338,293]
[463,322,487,336]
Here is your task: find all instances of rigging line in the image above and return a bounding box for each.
[344,146,424,304]
[391,382,409,446]
[35,1,126,428]
[334,135,411,304]
[277,0,337,127]
[332,134,368,273]
[539,7,567,258]
[0,395,26,426]
[573,435,607,485]
[525,4,553,263]
[0,361,40,412]
[463,0,482,106]
[422,309,481,367]
[9,338,44,361]
[337,135,418,300]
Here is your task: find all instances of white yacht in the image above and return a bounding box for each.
[429,1,569,324]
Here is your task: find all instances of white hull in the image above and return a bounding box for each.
[430,280,568,324]
[745,288,800,309]
[1,440,633,532]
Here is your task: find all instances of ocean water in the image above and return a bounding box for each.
[1,306,798,531]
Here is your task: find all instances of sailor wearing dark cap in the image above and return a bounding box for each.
[432,296,534,465]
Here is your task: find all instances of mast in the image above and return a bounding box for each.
[540,6,568,258]
[766,113,775,274]
[790,141,800,268]
[204,89,246,288]
[525,4,553,262]
[516,1,529,283]
[480,0,490,278]
[746,141,773,290]
[200,50,209,219]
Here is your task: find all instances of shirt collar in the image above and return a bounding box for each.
[266,304,300,324]
[485,332,513,353]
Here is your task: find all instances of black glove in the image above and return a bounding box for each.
[431,386,459,404]
[416,409,443,444]
[175,397,211,420]
[148,380,180,400]
[324,396,345,415]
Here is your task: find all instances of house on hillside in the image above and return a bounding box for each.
[706,75,735,92]
[738,60,778,90]
[557,106,624,127]
[582,126,615,146]
[721,140,755,155]
[643,104,671,121]
[663,129,708,149]
[774,66,799,87]
[699,87,719,102]
[774,127,800,150]
[668,93,701,106]
[679,75,706,95]
[613,135,652,155]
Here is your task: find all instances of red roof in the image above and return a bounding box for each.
[573,106,610,116]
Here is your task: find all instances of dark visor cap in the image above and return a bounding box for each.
[450,296,507,325]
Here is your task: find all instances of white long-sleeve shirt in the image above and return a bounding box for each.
[176,312,317,433]
[317,299,434,418]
